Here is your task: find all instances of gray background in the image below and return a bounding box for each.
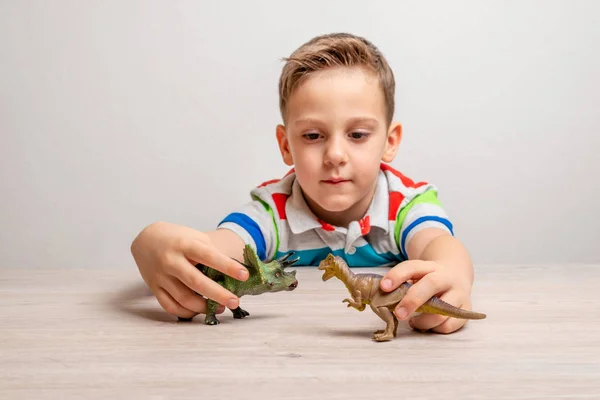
[1,1,598,269]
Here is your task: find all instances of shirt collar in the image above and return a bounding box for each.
[286,170,390,234]
[366,170,390,233]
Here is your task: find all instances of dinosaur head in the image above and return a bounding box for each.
[317,254,338,281]
[243,245,299,292]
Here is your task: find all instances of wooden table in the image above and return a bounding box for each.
[1,265,599,399]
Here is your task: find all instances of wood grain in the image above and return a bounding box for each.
[1,265,599,399]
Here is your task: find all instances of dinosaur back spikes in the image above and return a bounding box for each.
[242,244,262,269]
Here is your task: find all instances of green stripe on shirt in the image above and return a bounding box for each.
[254,197,280,258]
[394,189,442,250]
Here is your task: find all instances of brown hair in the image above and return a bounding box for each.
[278,32,395,125]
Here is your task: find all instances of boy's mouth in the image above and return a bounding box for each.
[323,178,350,185]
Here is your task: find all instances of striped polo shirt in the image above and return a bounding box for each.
[217,163,453,267]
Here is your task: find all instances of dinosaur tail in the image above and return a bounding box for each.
[416,296,487,320]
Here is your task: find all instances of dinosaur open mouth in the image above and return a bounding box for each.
[321,270,334,281]
[288,280,298,290]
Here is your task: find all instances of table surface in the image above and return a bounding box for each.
[1,264,599,399]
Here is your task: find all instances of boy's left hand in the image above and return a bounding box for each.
[380,260,472,334]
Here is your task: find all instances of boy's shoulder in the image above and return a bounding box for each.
[378,163,431,193]
[252,168,297,196]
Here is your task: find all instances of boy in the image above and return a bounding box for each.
[130,33,475,334]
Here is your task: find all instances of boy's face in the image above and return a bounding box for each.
[276,66,401,226]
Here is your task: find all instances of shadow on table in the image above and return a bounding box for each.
[107,282,286,324]
[321,327,418,340]
[107,282,176,323]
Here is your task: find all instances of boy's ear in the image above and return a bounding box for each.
[382,122,402,162]
[276,124,294,166]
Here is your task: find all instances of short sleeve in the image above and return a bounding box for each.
[394,189,454,259]
[217,199,278,261]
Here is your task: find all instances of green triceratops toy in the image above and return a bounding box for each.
[179,244,299,325]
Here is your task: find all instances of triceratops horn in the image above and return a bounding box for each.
[277,252,299,269]
[278,252,293,262]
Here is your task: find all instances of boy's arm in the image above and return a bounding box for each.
[407,227,474,291]
[207,227,247,263]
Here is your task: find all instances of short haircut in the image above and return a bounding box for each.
[279,33,395,125]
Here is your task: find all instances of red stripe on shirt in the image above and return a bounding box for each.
[388,191,405,221]
[272,193,289,219]
[380,163,427,188]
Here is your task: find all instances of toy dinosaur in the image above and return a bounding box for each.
[318,254,486,342]
[179,244,299,325]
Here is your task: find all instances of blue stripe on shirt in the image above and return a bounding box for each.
[400,216,454,259]
[219,213,267,260]
[275,244,403,267]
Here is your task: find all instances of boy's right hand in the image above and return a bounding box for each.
[130,221,249,319]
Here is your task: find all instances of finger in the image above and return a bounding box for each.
[155,286,197,319]
[161,276,208,314]
[408,290,464,331]
[429,294,472,334]
[173,257,241,310]
[410,311,468,334]
[394,272,452,320]
[408,315,447,333]
[380,260,436,292]
[182,238,249,281]
[430,314,468,334]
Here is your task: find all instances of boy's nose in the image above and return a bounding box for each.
[324,139,348,165]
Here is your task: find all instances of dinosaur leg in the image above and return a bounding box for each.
[342,298,365,311]
[204,299,220,325]
[369,304,396,342]
[205,279,234,324]
[231,306,250,319]
[374,314,398,336]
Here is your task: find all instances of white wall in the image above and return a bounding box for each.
[1,0,598,268]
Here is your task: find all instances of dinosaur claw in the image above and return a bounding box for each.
[232,307,250,319]
[205,315,220,325]
[372,331,394,342]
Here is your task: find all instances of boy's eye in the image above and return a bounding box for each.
[350,132,369,140]
[303,133,321,141]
